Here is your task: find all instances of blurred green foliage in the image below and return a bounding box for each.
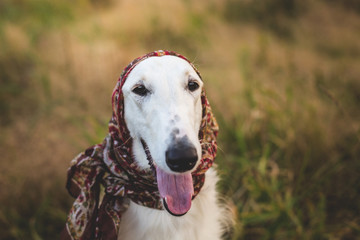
[224,0,306,38]
[0,0,74,41]
[0,0,74,125]
[328,0,360,13]
[0,49,36,124]
[0,0,359,239]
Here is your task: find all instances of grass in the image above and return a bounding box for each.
[0,0,359,239]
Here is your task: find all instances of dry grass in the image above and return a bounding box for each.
[0,0,359,239]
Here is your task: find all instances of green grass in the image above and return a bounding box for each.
[0,0,359,239]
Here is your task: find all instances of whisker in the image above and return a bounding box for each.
[216,145,225,155]
[110,137,132,152]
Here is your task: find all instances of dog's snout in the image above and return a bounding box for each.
[166,139,198,173]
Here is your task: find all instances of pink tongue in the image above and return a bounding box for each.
[156,167,194,215]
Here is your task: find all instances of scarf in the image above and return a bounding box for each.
[61,50,219,240]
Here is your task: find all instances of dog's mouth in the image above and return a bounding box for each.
[140,138,194,216]
[156,167,194,216]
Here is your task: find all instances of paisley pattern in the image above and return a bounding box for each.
[61,50,219,240]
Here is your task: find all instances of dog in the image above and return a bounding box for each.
[118,54,230,239]
[62,51,231,240]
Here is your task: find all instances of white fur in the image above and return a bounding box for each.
[119,56,230,239]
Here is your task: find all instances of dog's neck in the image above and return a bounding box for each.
[131,137,153,170]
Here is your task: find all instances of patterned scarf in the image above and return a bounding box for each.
[61,50,219,240]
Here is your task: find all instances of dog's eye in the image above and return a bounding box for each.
[188,81,199,92]
[132,85,149,96]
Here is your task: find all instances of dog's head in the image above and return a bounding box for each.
[122,55,203,173]
[115,51,217,217]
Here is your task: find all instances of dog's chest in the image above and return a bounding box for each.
[117,201,200,240]
[117,169,223,240]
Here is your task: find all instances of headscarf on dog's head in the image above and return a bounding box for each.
[61,50,218,240]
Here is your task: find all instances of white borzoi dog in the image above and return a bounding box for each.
[116,55,231,240]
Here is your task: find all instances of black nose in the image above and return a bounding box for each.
[166,141,198,173]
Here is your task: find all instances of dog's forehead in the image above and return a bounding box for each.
[124,55,200,85]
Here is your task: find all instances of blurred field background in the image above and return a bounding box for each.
[0,0,359,239]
